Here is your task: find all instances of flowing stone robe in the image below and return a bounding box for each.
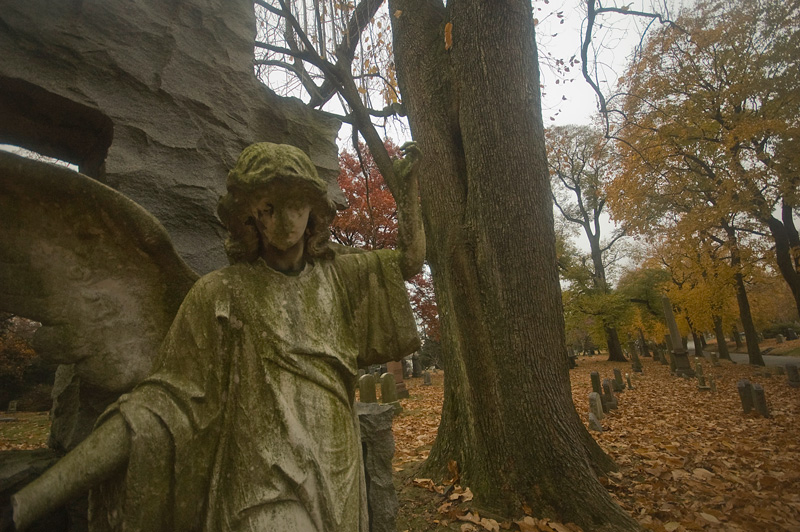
[88,249,419,532]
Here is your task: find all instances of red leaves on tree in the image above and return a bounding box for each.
[332,141,439,340]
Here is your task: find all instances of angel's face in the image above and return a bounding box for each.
[249,186,312,252]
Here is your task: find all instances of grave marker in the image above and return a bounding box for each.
[601,379,618,410]
[737,380,754,414]
[786,364,800,388]
[613,368,625,392]
[752,383,769,418]
[588,412,603,432]
[380,373,402,414]
[588,392,604,421]
[359,374,378,403]
[422,371,432,386]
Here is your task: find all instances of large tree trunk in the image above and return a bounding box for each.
[765,212,800,318]
[389,1,638,529]
[605,326,627,362]
[712,315,731,361]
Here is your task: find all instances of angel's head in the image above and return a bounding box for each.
[218,143,336,264]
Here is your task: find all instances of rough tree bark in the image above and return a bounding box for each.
[724,225,764,366]
[388,1,639,529]
[712,315,731,361]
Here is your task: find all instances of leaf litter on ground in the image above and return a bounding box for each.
[393,356,800,531]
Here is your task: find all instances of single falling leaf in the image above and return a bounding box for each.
[444,22,453,50]
[393,9,402,18]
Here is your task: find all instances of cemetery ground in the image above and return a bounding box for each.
[1,344,799,531]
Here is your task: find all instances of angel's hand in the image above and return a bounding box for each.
[389,142,421,203]
[388,141,425,279]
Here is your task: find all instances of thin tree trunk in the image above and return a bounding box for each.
[732,325,743,350]
[712,315,731,360]
[724,224,764,365]
[733,271,764,365]
[638,328,651,357]
[389,1,638,529]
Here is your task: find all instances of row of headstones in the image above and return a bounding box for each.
[357,371,433,412]
[587,369,633,432]
[734,364,800,418]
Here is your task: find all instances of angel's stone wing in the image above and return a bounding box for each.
[0,150,199,411]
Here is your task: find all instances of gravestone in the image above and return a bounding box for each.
[590,371,607,413]
[613,368,625,392]
[785,364,800,388]
[588,412,603,432]
[601,379,618,410]
[588,392,604,421]
[359,374,378,403]
[380,373,402,414]
[695,361,710,391]
[787,329,798,341]
[626,373,633,390]
[709,349,720,367]
[737,380,754,414]
[386,361,409,399]
[411,354,422,378]
[357,402,399,532]
[422,371,432,386]
[776,334,785,344]
[752,384,769,418]
[662,297,695,377]
[7,401,18,414]
[628,340,643,373]
[708,375,717,393]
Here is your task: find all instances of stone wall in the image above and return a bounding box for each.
[0,0,341,274]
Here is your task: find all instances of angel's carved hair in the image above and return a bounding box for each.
[217,143,337,264]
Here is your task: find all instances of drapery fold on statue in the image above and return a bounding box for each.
[89,249,419,532]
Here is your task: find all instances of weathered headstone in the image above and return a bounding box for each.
[709,349,720,367]
[695,360,710,390]
[588,412,603,432]
[7,400,18,414]
[737,380,754,414]
[601,379,618,410]
[786,364,800,388]
[357,402,399,532]
[751,383,769,418]
[380,373,402,414]
[590,372,602,395]
[386,360,410,399]
[708,375,717,393]
[588,392,604,421]
[590,371,607,412]
[662,296,695,377]
[359,374,378,403]
[422,371,432,386]
[787,329,798,340]
[628,340,643,373]
[411,354,422,378]
[626,373,633,390]
[776,334,785,344]
[613,368,625,392]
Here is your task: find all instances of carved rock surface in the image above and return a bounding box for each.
[0,0,340,274]
[357,402,399,532]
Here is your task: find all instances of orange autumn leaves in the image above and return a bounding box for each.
[394,358,800,531]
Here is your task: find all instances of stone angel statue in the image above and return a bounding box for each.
[0,141,424,532]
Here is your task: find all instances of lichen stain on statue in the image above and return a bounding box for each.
[7,143,422,532]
